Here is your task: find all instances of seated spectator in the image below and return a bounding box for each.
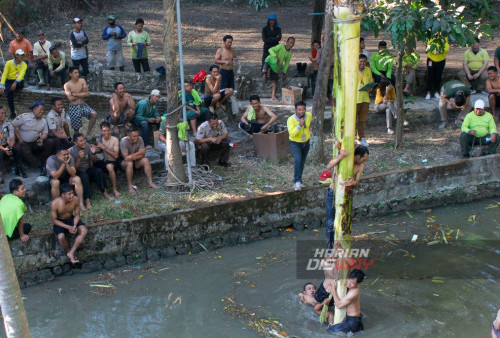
[425,37,449,100]
[102,15,127,71]
[47,46,68,90]
[46,97,72,149]
[109,82,136,135]
[32,30,51,87]
[120,126,157,194]
[9,28,32,63]
[495,45,500,73]
[69,133,112,209]
[204,65,229,112]
[375,79,398,135]
[157,118,196,171]
[0,49,28,119]
[492,309,500,338]
[46,144,85,210]
[64,66,97,136]
[181,80,208,134]
[357,54,374,147]
[239,94,277,135]
[309,40,321,95]
[133,89,161,148]
[402,47,420,96]
[12,101,55,176]
[127,18,151,73]
[0,106,19,182]
[460,99,499,158]
[486,66,500,119]
[370,41,395,84]
[0,179,31,242]
[458,39,489,93]
[51,183,88,264]
[95,121,121,198]
[194,113,231,167]
[262,37,295,101]
[438,80,471,129]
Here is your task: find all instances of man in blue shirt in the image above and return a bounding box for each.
[102,15,126,71]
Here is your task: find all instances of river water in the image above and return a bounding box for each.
[8,198,500,337]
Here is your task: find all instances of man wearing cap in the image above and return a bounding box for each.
[64,66,98,136]
[69,18,89,77]
[370,41,395,84]
[46,97,72,149]
[458,39,489,93]
[133,90,161,148]
[261,14,281,71]
[8,29,32,63]
[32,30,52,86]
[102,15,127,71]
[438,80,472,129]
[460,99,499,158]
[109,82,136,135]
[0,49,27,119]
[12,101,55,176]
[47,45,68,90]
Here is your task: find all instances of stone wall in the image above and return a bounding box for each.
[8,154,500,286]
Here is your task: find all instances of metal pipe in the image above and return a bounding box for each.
[175,0,193,186]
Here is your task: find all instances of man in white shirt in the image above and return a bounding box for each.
[32,30,52,86]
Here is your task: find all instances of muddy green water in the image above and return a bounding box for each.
[9,198,500,337]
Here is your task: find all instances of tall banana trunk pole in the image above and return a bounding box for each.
[332,4,361,325]
[0,218,31,337]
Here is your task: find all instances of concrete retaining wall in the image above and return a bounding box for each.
[8,154,500,287]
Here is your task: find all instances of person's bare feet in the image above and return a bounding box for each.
[67,252,79,264]
[261,73,267,83]
[80,204,87,211]
[148,181,158,189]
[271,96,279,102]
[145,145,152,150]
[103,192,114,201]
[85,199,92,209]
[113,189,121,198]
[128,186,137,194]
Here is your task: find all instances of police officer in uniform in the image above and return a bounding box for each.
[12,101,55,175]
[194,113,231,167]
[46,97,72,148]
[0,106,21,181]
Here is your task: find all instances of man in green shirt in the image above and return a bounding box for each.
[438,80,471,129]
[263,37,295,101]
[370,41,395,85]
[0,179,31,242]
[460,99,499,157]
[133,89,161,148]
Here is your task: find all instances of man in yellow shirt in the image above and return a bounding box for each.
[287,101,312,190]
[0,49,27,119]
[458,40,490,93]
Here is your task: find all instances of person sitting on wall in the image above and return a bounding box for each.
[51,183,88,264]
[133,89,161,149]
[120,126,158,194]
[0,179,31,242]
[457,39,489,94]
[194,113,231,167]
[438,80,472,130]
[0,49,28,119]
[94,121,121,198]
[46,144,85,210]
[47,45,68,90]
[239,94,277,135]
[109,82,136,135]
[370,41,395,85]
[460,99,499,158]
[181,80,209,135]
[486,66,500,119]
[46,97,72,149]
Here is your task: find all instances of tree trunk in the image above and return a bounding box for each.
[0,218,31,337]
[163,0,188,184]
[332,4,361,325]
[309,0,334,162]
[311,0,327,44]
[394,52,404,149]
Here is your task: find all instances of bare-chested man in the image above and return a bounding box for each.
[214,35,236,103]
[327,268,365,334]
[486,66,500,118]
[64,66,97,136]
[51,183,88,264]
[109,81,136,135]
[95,121,121,197]
[204,65,231,112]
[239,94,277,134]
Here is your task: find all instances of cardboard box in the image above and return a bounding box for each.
[282,86,303,105]
[252,130,291,163]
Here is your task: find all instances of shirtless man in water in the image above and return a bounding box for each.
[51,183,88,264]
[64,66,97,136]
[109,82,136,135]
[214,35,236,108]
[239,94,277,134]
[328,268,365,334]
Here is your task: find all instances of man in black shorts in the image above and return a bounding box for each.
[51,183,87,263]
[46,144,85,210]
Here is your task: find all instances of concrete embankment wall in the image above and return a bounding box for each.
[10,155,500,287]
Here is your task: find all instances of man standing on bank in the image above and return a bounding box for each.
[214,35,236,104]
[287,101,312,191]
[69,17,89,78]
[102,15,127,71]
